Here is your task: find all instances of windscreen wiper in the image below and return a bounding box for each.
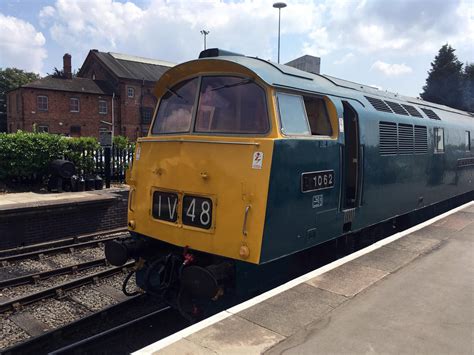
[210,78,253,91]
[166,87,187,102]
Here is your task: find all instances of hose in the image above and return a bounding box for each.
[122,270,140,296]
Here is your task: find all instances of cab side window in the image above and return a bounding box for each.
[434,127,444,153]
[277,92,333,137]
[303,96,332,136]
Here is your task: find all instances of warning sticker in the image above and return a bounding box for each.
[252,152,264,169]
[339,117,344,133]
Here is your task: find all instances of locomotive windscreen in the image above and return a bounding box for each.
[152,76,269,135]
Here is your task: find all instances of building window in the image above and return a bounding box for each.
[127,87,135,98]
[70,125,81,137]
[37,95,48,111]
[37,125,49,133]
[99,100,107,114]
[466,131,471,151]
[141,107,153,124]
[70,98,80,112]
[434,127,444,153]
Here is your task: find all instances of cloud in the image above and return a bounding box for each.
[371,60,413,76]
[0,13,47,73]
[334,52,354,65]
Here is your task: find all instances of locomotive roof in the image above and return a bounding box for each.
[194,50,472,120]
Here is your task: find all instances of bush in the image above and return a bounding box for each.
[0,131,65,182]
[0,132,100,183]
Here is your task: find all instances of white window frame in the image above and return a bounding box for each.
[37,124,49,133]
[127,87,135,98]
[37,95,48,111]
[99,100,108,114]
[70,98,80,112]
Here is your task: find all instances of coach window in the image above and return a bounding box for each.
[195,76,269,134]
[277,93,310,135]
[152,78,198,134]
[466,131,471,151]
[70,98,80,112]
[434,127,444,153]
[303,96,332,136]
[37,96,48,111]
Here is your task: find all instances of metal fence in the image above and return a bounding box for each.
[81,146,134,183]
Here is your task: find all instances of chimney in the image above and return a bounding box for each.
[63,53,72,79]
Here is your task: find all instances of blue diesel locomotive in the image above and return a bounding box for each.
[105,48,474,317]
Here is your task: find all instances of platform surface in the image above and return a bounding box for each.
[0,187,127,212]
[141,203,474,355]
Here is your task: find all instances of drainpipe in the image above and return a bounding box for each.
[111,92,115,144]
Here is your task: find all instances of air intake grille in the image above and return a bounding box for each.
[414,125,428,154]
[420,108,441,120]
[379,122,398,156]
[402,104,423,118]
[365,96,392,113]
[398,124,414,155]
[386,101,409,116]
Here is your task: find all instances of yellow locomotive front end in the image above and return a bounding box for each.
[105,54,281,317]
[128,59,277,264]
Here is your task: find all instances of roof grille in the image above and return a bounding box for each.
[385,101,409,116]
[365,96,393,113]
[420,108,441,120]
[398,124,414,155]
[414,125,428,154]
[402,104,423,117]
[379,121,398,156]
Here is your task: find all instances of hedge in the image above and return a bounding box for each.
[0,131,131,184]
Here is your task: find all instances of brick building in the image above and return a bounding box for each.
[7,51,174,140]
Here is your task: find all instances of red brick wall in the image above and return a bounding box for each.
[7,88,114,137]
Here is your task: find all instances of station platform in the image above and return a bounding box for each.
[136,201,474,355]
[0,188,129,249]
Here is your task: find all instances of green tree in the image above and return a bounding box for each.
[0,68,40,132]
[462,63,474,112]
[420,44,464,110]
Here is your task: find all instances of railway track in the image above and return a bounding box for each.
[0,228,128,264]
[1,295,188,355]
[0,261,135,313]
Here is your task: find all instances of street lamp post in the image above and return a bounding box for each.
[200,30,210,50]
[273,2,287,64]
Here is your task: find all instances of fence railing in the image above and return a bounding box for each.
[75,146,134,183]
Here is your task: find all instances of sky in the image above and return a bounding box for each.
[0,0,473,97]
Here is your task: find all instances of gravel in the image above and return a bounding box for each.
[0,265,111,299]
[29,299,91,329]
[70,286,117,311]
[0,317,30,350]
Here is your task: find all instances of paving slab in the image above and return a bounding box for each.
[432,212,473,231]
[352,245,418,273]
[384,233,441,254]
[237,285,343,337]
[186,315,284,354]
[155,339,217,355]
[266,227,474,355]
[305,262,388,297]
[411,224,455,241]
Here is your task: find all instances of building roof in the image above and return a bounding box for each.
[21,76,113,95]
[87,51,175,82]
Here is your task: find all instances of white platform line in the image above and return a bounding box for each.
[134,200,473,354]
